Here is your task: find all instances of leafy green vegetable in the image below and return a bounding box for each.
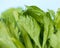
[0,5,60,48]
[0,21,17,48]
[55,8,60,48]
[24,6,51,48]
[1,8,25,48]
[17,15,41,48]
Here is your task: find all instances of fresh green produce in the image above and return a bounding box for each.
[0,6,60,48]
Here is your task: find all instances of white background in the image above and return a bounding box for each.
[0,0,60,14]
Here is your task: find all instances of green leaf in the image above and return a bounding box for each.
[1,8,25,48]
[17,15,41,48]
[1,8,22,39]
[0,21,17,48]
[55,8,60,48]
[24,6,50,48]
[48,9,55,20]
[49,34,57,48]
[18,25,33,48]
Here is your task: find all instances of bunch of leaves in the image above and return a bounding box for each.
[0,6,60,48]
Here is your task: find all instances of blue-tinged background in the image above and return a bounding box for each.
[0,0,60,14]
